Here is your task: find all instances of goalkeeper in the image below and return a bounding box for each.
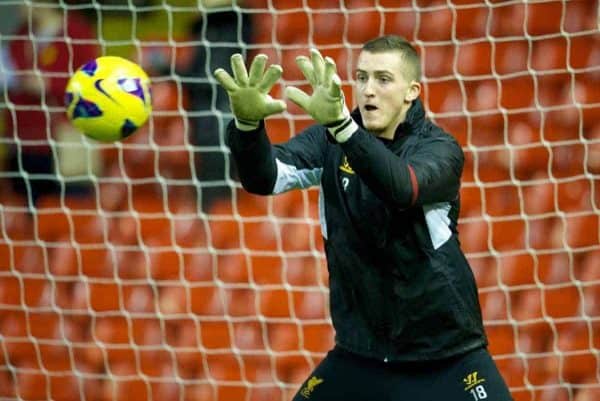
[214,35,513,401]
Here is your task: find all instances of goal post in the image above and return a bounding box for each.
[0,1,599,401]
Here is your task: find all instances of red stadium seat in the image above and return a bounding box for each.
[469,256,496,289]
[523,178,555,216]
[346,1,382,45]
[242,218,279,252]
[490,219,526,252]
[190,286,226,316]
[569,34,600,70]
[249,254,284,285]
[544,284,582,319]
[312,11,344,46]
[460,184,482,217]
[265,117,293,144]
[276,11,309,44]
[233,321,265,351]
[551,143,586,179]
[454,6,488,40]
[1,312,36,363]
[517,321,552,354]
[249,385,284,401]
[526,2,563,36]
[200,320,232,350]
[14,360,49,401]
[302,323,334,354]
[456,42,492,77]
[484,184,521,217]
[91,316,136,365]
[0,371,15,399]
[573,386,600,401]
[100,361,149,401]
[226,288,258,317]
[564,214,599,249]
[149,363,183,401]
[422,79,462,114]
[512,288,543,322]
[500,76,535,110]
[506,122,551,180]
[267,322,300,352]
[166,319,205,378]
[498,253,536,287]
[206,352,242,382]
[579,250,600,317]
[533,382,571,401]
[421,44,454,78]
[494,40,529,76]
[556,179,592,213]
[293,290,328,320]
[276,353,312,385]
[565,1,598,33]
[207,200,242,250]
[0,198,30,241]
[490,2,525,37]
[531,37,567,80]
[250,11,274,44]
[552,322,597,384]
[383,9,417,41]
[458,215,490,254]
[485,323,516,356]
[259,289,292,318]
[417,7,452,42]
[183,248,216,282]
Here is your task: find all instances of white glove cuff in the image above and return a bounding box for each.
[234,118,260,131]
[327,117,358,143]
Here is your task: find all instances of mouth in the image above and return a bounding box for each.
[364,105,378,112]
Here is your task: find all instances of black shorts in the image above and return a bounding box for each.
[291,346,513,401]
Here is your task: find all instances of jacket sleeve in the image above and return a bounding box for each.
[340,127,464,208]
[226,120,327,195]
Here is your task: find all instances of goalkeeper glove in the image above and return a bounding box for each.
[214,53,286,131]
[285,49,358,143]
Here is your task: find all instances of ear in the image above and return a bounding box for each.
[405,81,421,102]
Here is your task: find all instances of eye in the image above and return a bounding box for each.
[379,76,392,84]
[356,74,368,83]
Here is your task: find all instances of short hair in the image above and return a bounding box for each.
[362,35,422,82]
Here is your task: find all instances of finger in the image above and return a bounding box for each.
[310,49,325,84]
[258,64,283,93]
[248,54,267,86]
[329,73,342,99]
[285,86,311,112]
[230,53,249,87]
[295,56,316,86]
[213,68,240,92]
[324,56,337,88]
[264,97,287,116]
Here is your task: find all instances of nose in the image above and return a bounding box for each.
[361,78,375,97]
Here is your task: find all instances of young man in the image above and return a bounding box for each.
[214,35,513,401]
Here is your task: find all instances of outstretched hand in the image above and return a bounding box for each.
[285,49,357,142]
[214,53,286,130]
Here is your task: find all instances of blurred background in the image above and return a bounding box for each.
[0,0,599,400]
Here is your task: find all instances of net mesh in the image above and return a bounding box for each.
[0,0,599,400]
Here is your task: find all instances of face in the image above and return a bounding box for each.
[355,50,421,139]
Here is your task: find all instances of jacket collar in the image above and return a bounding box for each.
[351,98,426,141]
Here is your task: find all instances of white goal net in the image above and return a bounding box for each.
[0,0,599,401]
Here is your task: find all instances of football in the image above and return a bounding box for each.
[65,56,152,142]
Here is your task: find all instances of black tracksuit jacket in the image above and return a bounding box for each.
[226,99,487,362]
